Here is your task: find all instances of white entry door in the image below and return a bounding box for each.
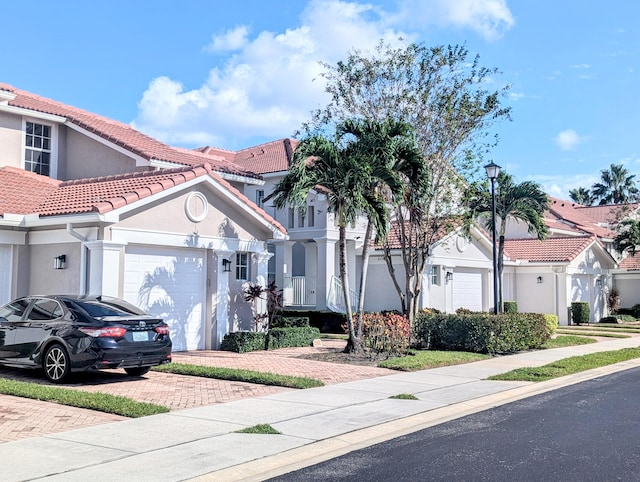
[123,245,206,351]
[0,246,11,305]
[452,271,483,312]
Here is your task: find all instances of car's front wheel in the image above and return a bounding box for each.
[124,367,151,377]
[43,344,71,383]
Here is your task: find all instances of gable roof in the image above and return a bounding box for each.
[575,202,639,225]
[546,197,617,239]
[0,83,261,181]
[0,164,286,235]
[503,236,597,262]
[618,254,640,271]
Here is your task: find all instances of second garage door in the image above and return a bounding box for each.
[123,245,206,351]
[452,271,483,312]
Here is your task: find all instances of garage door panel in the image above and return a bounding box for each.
[123,246,205,352]
[452,272,483,312]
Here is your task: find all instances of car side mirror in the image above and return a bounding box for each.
[0,316,7,323]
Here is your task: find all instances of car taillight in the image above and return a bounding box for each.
[155,326,170,335]
[79,326,127,338]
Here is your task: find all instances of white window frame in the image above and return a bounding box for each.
[430,265,441,286]
[236,252,249,280]
[256,190,265,209]
[22,118,58,178]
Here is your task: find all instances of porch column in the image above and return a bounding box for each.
[315,237,336,310]
[346,239,357,295]
[253,250,273,321]
[214,250,233,349]
[273,241,292,293]
[84,240,127,297]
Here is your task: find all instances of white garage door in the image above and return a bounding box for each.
[0,246,11,305]
[452,271,483,312]
[123,245,206,352]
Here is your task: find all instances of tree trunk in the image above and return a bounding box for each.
[339,226,362,354]
[355,218,374,340]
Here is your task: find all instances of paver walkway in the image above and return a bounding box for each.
[0,340,393,443]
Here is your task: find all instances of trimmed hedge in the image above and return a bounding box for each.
[271,317,310,328]
[503,301,518,313]
[281,310,346,333]
[266,327,320,350]
[220,332,266,353]
[413,311,551,354]
[571,301,590,325]
[543,313,559,336]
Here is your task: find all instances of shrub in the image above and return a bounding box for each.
[503,301,518,313]
[271,317,310,328]
[571,302,590,325]
[266,327,320,350]
[361,312,411,357]
[543,314,558,336]
[413,311,550,354]
[220,332,266,353]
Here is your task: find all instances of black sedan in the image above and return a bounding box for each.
[0,295,172,382]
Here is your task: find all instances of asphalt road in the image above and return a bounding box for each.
[270,367,640,481]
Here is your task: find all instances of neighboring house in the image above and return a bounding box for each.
[0,83,286,350]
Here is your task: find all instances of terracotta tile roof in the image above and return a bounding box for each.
[0,164,286,235]
[575,203,639,225]
[503,236,596,262]
[547,197,616,239]
[0,83,260,180]
[376,218,463,250]
[233,138,298,174]
[0,167,61,215]
[618,254,640,270]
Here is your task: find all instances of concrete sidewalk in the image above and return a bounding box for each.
[2,337,640,482]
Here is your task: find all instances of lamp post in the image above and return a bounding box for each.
[484,161,501,315]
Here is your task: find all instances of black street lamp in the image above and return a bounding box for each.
[484,161,501,315]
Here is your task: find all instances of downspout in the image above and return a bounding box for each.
[66,223,87,294]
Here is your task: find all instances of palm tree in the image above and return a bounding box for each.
[614,218,640,256]
[470,171,549,312]
[338,119,425,345]
[568,187,595,206]
[592,163,639,205]
[271,119,422,353]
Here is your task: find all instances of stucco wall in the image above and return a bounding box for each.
[28,242,81,295]
[0,111,24,169]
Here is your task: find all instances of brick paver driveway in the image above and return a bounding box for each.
[0,340,393,443]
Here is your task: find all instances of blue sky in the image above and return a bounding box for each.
[2,0,639,199]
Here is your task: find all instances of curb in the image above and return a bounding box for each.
[198,358,640,481]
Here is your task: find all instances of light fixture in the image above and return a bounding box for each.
[484,161,501,314]
[53,255,66,270]
[595,277,602,288]
[222,258,231,272]
[445,271,453,282]
[537,276,543,284]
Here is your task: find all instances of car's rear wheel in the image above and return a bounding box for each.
[124,367,151,377]
[43,344,71,383]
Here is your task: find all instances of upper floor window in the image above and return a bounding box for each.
[236,252,248,280]
[298,208,306,227]
[288,208,295,229]
[256,190,265,209]
[25,121,52,176]
[308,206,315,227]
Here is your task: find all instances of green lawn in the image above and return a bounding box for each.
[378,350,489,371]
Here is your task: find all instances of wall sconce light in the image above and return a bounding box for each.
[53,255,66,270]
[595,277,602,288]
[445,271,453,282]
[222,258,231,272]
[537,276,543,284]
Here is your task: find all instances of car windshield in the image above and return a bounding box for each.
[67,298,148,319]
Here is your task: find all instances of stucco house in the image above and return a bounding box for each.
[0,83,287,350]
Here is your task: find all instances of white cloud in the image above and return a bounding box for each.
[554,129,584,151]
[393,0,514,41]
[530,173,598,201]
[204,25,250,53]
[132,0,515,149]
[571,63,590,69]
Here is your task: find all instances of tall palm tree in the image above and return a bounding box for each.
[337,119,425,345]
[568,187,595,206]
[271,119,422,353]
[614,218,640,256]
[592,163,639,205]
[470,171,549,311]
